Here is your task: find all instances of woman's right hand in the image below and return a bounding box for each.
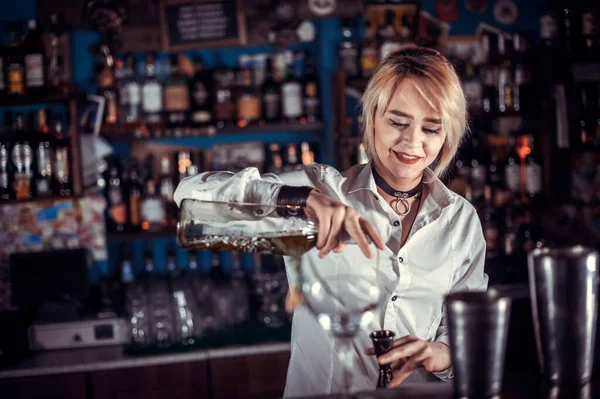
[305,189,385,259]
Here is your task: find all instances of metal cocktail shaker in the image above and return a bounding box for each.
[528,246,599,387]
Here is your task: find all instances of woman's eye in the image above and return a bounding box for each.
[423,128,440,134]
[389,120,409,128]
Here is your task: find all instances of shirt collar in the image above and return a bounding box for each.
[346,162,453,209]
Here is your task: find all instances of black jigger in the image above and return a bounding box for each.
[369,330,396,388]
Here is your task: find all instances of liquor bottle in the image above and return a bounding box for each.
[45,13,71,91]
[559,3,575,57]
[578,85,594,146]
[141,178,167,233]
[524,135,543,201]
[281,54,303,124]
[579,1,599,61]
[189,55,213,127]
[164,54,190,126]
[540,1,559,48]
[378,10,401,62]
[0,46,6,99]
[6,22,25,97]
[339,19,359,79]
[481,66,497,115]
[236,67,261,127]
[52,114,71,196]
[513,34,531,114]
[142,52,163,124]
[261,57,281,123]
[23,19,47,97]
[119,53,141,123]
[213,60,236,129]
[469,135,487,203]
[106,162,127,233]
[127,162,143,231]
[159,154,176,225]
[175,150,192,184]
[283,143,302,172]
[96,44,117,125]
[303,53,320,123]
[481,185,500,258]
[11,113,33,200]
[301,142,315,167]
[0,114,11,200]
[503,208,517,256]
[119,243,135,286]
[267,143,284,174]
[463,63,482,115]
[504,135,521,198]
[497,35,514,113]
[360,18,379,79]
[34,109,53,197]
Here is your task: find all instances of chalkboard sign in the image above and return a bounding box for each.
[160,0,246,51]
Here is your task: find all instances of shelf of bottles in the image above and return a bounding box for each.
[0,15,80,203]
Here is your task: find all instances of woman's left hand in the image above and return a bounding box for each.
[364,335,451,388]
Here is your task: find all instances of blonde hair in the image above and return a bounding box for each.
[359,46,468,179]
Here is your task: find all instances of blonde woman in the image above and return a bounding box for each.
[174,47,488,396]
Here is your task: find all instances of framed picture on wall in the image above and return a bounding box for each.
[160,0,247,51]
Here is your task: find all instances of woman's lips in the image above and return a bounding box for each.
[394,151,422,165]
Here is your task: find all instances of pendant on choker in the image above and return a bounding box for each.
[393,193,411,216]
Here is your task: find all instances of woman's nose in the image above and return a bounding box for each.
[401,126,420,147]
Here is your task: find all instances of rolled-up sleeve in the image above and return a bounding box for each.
[432,203,489,381]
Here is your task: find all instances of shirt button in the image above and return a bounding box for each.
[373,195,379,201]
[391,295,398,302]
[392,220,400,227]
[398,257,404,263]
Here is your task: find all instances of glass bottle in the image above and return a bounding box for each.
[45,13,71,91]
[23,19,47,97]
[159,154,176,225]
[128,162,143,232]
[0,112,12,200]
[11,113,33,200]
[261,57,281,123]
[281,54,303,124]
[524,135,543,201]
[119,53,141,123]
[164,54,190,126]
[378,10,401,62]
[106,162,127,233]
[6,22,25,97]
[142,52,163,124]
[236,67,261,127]
[213,60,236,129]
[497,35,514,113]
[189,55,213,127]
[339,19,359,79]
[52,114,71,196]
[34,109,53,197]
[267,143,284,174]
[360,18,379,79]
[303,53,320,123]
[504,135,521,197]
[141,178,167,232]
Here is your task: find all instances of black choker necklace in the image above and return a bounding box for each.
[372,168,424,216]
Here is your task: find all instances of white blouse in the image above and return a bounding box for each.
[174,161,488,398]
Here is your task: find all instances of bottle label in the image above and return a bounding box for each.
[237,96,261,121]
[25,53,44,87]
[0,58,4,90]
[581,11,598,36]
[13,173,31,200]
[191,110,212,123]
[128,84,140,105]
[141,198,167,224]
[193,82,208,106]
[12,143,32,173]
[505,163,520,192]
[263,92,281,120]
[164,86,190,112]
[282,83,302,118]
[526,162,542,194]
[110,203,127,224]
[540,14,558,39]
[36,178,51,196]
[360,48,378,78]
[8,64,25,95]
[53,147,70,182]
[129,192,141,225]
[340,47,359,78]
[142,83,163,113]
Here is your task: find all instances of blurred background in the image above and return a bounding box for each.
[0,0,598,398]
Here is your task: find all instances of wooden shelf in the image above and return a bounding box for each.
[102,121,325,148]
[0,89,79,106]
[0,194,79,207]
[106,226,177,242]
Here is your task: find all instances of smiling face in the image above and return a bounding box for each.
[372,78,447,190]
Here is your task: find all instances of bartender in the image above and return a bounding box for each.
[174,47,488,396]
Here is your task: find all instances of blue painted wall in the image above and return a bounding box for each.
[0,0,546,282]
